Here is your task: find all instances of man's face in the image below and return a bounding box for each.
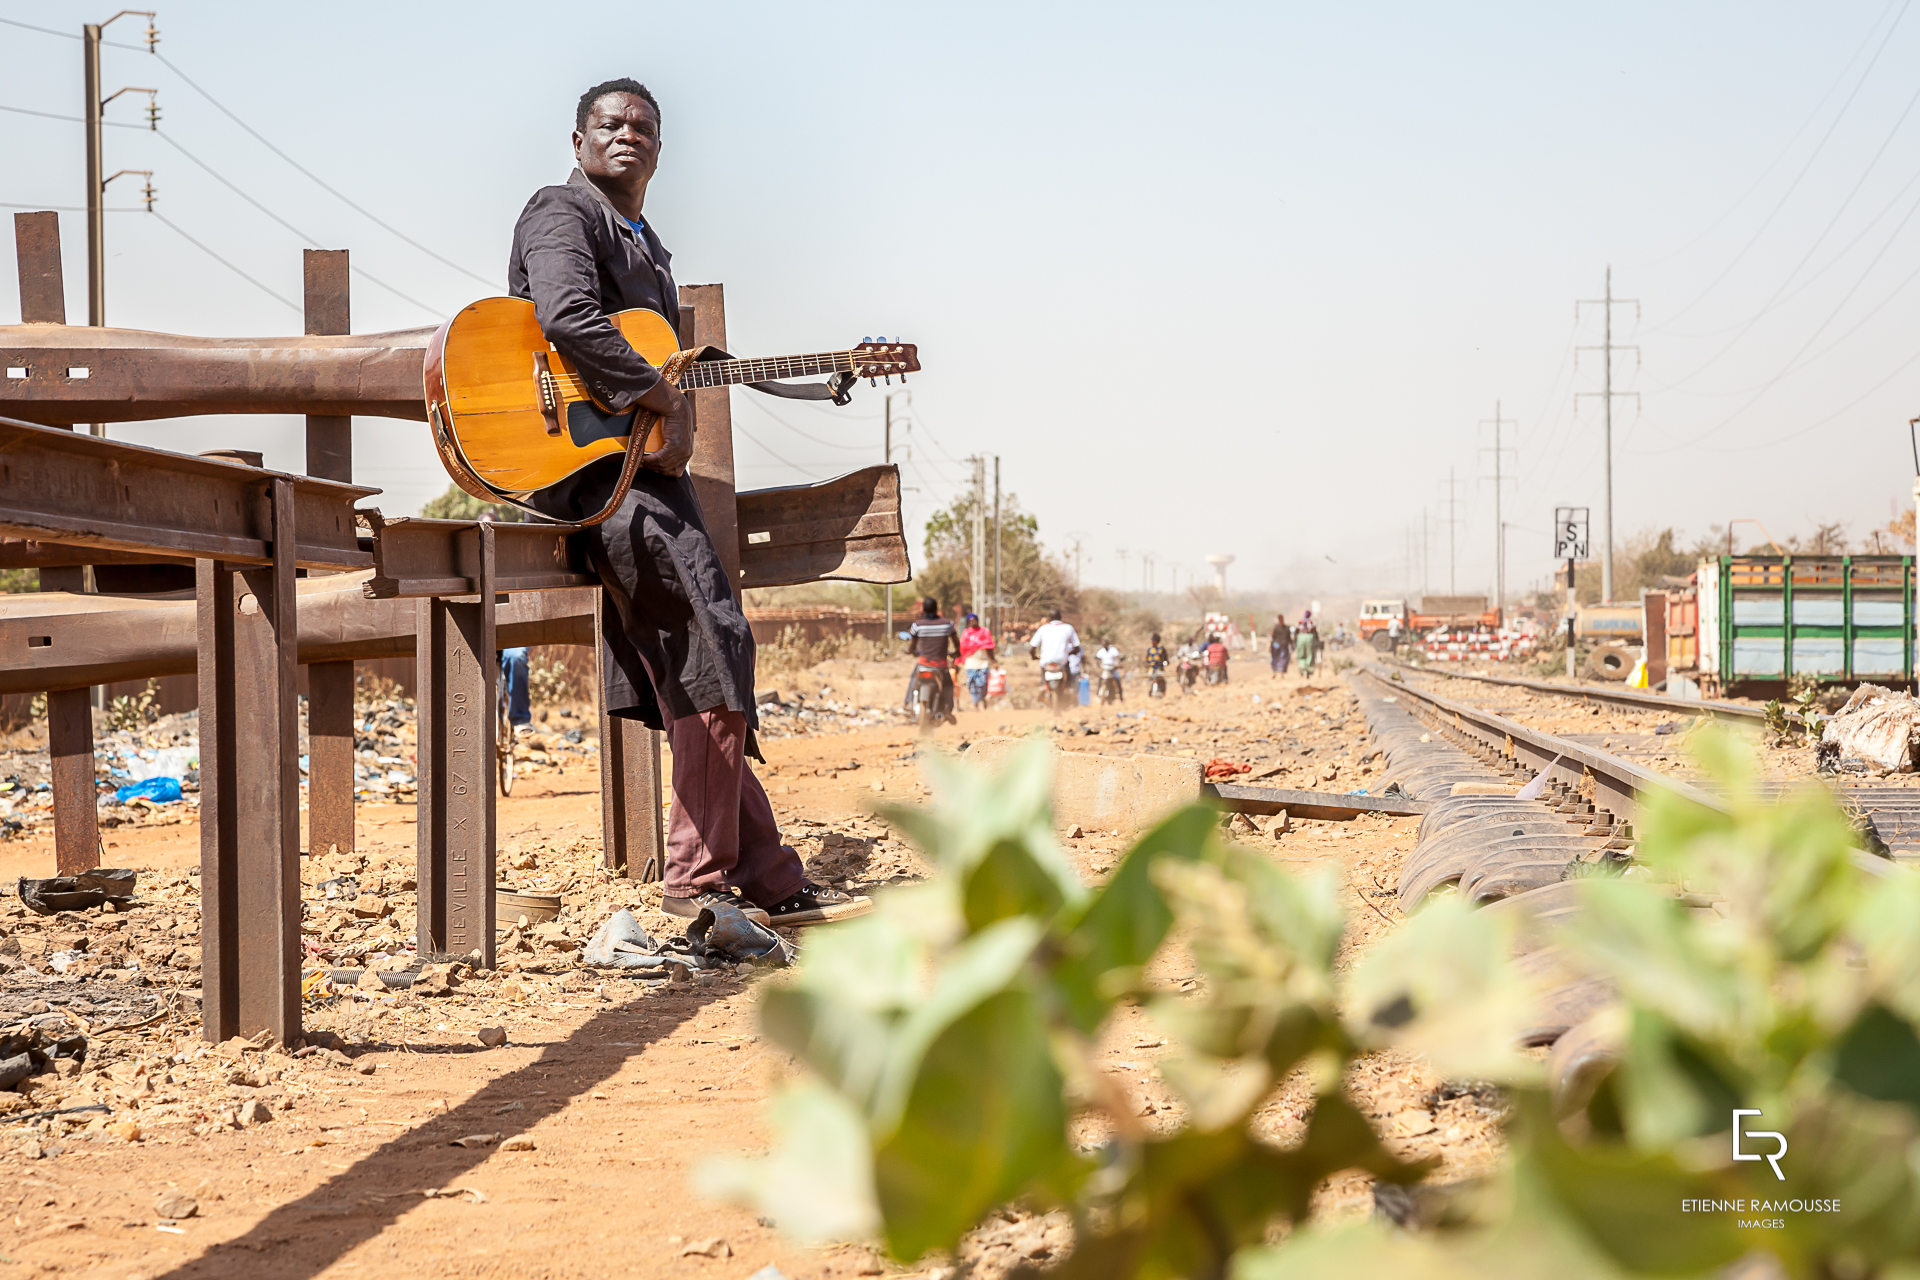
[574,94,661,185]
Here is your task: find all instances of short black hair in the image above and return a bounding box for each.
[576,78,660,132]
[921,597,939,617]
[1048,608,1063,621]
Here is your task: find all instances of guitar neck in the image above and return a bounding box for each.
[678,351,852,390]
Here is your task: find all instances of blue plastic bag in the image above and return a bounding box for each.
[1078,675,1091,705]
[114,777,182,804]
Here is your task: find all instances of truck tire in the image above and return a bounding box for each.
[1371,631,1395,653]
[1588,643,1634,681]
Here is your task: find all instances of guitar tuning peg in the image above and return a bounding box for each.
[862,336,871,343]
[868,377,877,388]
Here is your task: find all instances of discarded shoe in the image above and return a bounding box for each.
[765,882,872,927]
[663,890,770,928]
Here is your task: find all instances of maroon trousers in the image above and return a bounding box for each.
[663,708,807,907]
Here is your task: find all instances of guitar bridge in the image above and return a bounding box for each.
[532,352,563,436]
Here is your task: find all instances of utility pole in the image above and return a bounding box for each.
[967,455,987,617]
[992,455,1002,640]
[1479,401,1517,617]
[1142,552,1154,592]
[1577,266,1640,603]
[1421,508,1430,598]
[1069,538,1083,591]
[884,390,908,643]
[1438,471,1466,595]
[1117,548,1130,592]
[83,10,160,439]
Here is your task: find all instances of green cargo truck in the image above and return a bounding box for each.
[1696,555,1914,696]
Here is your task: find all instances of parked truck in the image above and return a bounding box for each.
[1358,599,1408,652]
[1409,596,1500,632]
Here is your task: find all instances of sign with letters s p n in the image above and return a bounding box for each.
[1554,507,1590,560]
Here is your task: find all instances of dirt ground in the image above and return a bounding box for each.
[0,652,1504,1279]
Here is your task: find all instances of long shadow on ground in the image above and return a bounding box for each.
[152,983,727,1279]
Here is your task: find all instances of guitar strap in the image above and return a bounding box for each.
[568,345,704,527]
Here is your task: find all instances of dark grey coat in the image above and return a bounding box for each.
[507,170,758,744]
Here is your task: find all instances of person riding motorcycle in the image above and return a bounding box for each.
[1095,641,1124,703]
[1205,633,1230,685]
[903,597,959,724]
[1175,640,1201,693]
[1144,633,1169,698]
[1028,608,1082,711]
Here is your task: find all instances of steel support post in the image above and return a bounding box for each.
[46,689,98,874]
[303,249,357,860]
[595,592,664,881]
[416,525,496,966]
[679,286,741,597]
[197,480,302,1044]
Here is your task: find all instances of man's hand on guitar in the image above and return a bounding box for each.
[637,381,694,476]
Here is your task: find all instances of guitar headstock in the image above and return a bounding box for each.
[852,338,920,382]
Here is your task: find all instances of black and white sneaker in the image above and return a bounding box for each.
[662,889,770,927]
[765,882,873,927]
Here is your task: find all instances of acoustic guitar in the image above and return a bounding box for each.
[423,296,917,507]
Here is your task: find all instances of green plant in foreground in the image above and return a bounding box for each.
[704,734,1920,1279]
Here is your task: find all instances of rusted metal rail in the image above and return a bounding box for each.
[1375,655,1767,723]
[2,210,911,1049]
[1355,667,1728,828]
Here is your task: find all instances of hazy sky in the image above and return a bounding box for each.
[5,1,1919,605]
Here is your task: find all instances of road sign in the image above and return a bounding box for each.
[1554,507,1590,560]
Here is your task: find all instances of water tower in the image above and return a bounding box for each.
[1206,553,1234,594]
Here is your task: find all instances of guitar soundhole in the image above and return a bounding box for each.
[566,401,636,448]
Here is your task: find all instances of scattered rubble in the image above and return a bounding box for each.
[1819,683,1920,774]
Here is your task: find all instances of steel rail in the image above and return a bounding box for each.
[1374,654,1766,723]
[1357,667,1730,825]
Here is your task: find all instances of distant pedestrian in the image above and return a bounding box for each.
[1295,611,1318,678]
[1269,613,1291,678]
[959,612,995,710]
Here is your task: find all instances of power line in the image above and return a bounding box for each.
[1652,0,1912,330]
[731,421,829,479]
[738,395,874,451]
[1,16,499,291]
[150,129,441,316]
[144,49,501,291]
[148,211,299,311]
[1,98,441,316]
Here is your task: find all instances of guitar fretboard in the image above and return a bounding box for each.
[679,352,853,390]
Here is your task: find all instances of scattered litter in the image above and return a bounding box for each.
[450,1133,497,1148]
[16,868,136,915]
[1204,758,1253,781]
[423,1186,489,1204]
[688,902,793,967]
[1819,684,1920,773]
[582,909,660,969]
[113,777,183,805]
[679,1237,732,1259]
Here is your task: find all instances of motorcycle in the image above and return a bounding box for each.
[1040,660,1070,713]
[910,659,946,733]
[1098,668,1124,705]
[1147,668,1167,698]
[1177,654,1201,694]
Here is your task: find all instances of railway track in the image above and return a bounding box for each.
[1367,658,1920,861]
[1348,664,1908,1080]
[1376,655,1767,723]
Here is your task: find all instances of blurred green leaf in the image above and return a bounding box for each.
[695,1078,880,1243]
[1053,805,1219,1036]
[1346,892,1536,1083]
[872,984,1070,1260]
[964,836,1071,933]
[1833,1003,1920,1111]
[1612,1009,1743,1150]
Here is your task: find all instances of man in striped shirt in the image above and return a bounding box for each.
[905,597,959,724]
